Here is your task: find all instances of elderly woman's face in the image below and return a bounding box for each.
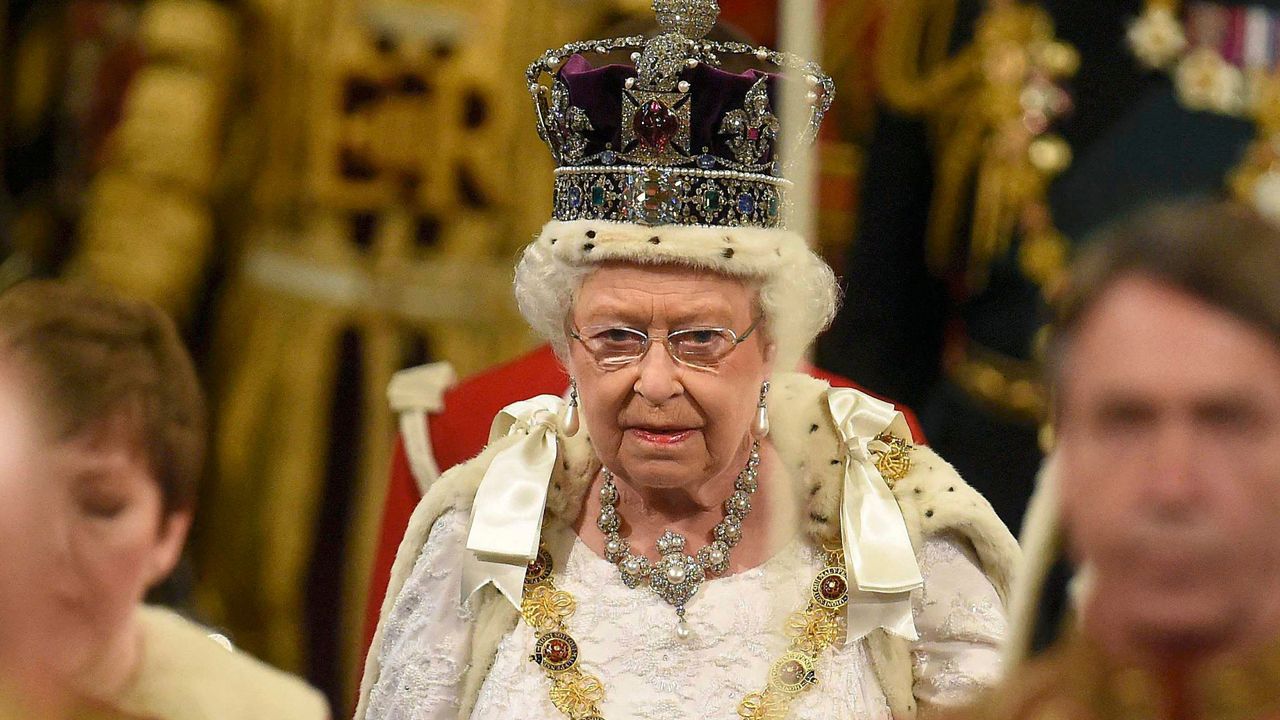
[568,264,772,490]
[0,356,187,693]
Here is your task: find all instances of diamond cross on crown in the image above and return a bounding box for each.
[652,0,720,40]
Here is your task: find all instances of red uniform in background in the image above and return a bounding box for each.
[361,343,926,658]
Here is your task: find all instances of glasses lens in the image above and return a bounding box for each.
[583,326,648,364]
[668,328,735,366]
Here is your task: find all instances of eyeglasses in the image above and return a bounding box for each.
[569,317,763,369]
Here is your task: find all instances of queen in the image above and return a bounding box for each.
[356,3,1018,718]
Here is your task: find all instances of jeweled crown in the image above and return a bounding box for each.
[527,0,834,229]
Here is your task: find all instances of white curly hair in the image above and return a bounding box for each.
[514,219,839,371]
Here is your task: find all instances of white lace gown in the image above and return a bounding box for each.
[368,510,1006,720]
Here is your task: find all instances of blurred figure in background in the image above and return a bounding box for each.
[820,0,1280,541]
[2,0,659,707]
[0,280,328,720]
[1,0,148,277]
[2,0,881,709]
[960,201,1280,718]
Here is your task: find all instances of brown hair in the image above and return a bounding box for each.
[1051,199,1280,387]
[0,280,206,514]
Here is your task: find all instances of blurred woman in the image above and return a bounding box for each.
[0,280,328,719]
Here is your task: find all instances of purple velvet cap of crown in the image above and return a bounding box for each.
[557,53,783,166]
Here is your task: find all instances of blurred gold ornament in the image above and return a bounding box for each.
[1019,228,1069,293]
[1176,47,1245,114]
[767,651,818,694]
[1127,5,1186,70]
[1027,135,1071,174]
[961,4,1078,295]
[1246,168,1280,223]
[1035,41,1080,78]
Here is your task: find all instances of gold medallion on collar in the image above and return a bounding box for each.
[872,433,914,483]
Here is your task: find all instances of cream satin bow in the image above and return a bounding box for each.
[827,388,924,642]
[461,395,565,610]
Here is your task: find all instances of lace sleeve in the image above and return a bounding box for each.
[910,533,1007,717]
[366,510,475,720]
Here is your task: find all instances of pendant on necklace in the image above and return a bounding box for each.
[651,531,705,638]
[600,443,760,640]
[675,611,691,640]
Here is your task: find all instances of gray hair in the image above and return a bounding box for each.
[513,235,840,371]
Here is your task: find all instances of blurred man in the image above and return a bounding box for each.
[821,0,1280,547]
[961,200,1280,718]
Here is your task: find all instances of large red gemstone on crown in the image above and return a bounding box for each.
[633,100,679,153]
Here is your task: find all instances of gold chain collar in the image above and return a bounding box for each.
[518,539,852,720]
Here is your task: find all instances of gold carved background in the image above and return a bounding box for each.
[65,0,649,710]
[6,0,876,711]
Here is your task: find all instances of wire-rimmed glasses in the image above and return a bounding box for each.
[569,316,762,369]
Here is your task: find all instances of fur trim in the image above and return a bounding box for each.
[538,218,808,277]
[892,445,1020,606]
[355,372,1020,720]
[130,606,328,720]
[866,633,918,720]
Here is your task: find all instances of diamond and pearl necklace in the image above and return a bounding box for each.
[596,442,760,638]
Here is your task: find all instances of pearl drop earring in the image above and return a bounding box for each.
[563,379,580,436]
[753,380,770,439]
